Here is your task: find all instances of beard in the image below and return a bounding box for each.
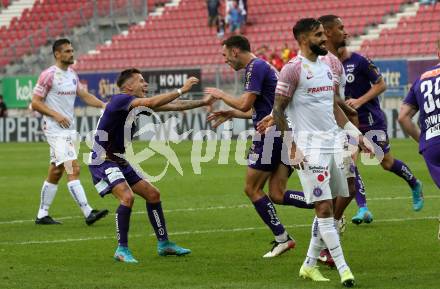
[310,42,328,56]
[62,58,74,65]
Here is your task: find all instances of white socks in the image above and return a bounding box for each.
[37,181,58,219]
[67,180,93,217]
[303,216,325,268]
[318,217,349,274]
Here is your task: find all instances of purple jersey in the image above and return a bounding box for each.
[244,58,278,129]
[404,64,440,153]
[90,93,136,164]
[343,52,386,131]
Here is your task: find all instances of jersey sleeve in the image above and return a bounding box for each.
[33,69,54,98]
[72,70,85,93]
[244,60,266,95]
[360,55,382,84]
[403,80,420,110]
[275,60,301,98]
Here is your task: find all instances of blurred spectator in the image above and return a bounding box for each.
[226,0,247,24]
[420,0,437,5]
[207,0,220,27]
[227,0,244,34]
[281,42,297,63]
[255,45,269,61]
[0,94,7,117]
[216,16,226,39]
[269,51,284,71]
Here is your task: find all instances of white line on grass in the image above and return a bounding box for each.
[0,216,438,246]
[1,195,439,225]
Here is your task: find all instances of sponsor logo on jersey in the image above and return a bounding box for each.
[307,86,333,93]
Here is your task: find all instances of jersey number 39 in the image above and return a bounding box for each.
[421,76,440,114]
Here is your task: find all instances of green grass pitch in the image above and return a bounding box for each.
[0,139,439,289]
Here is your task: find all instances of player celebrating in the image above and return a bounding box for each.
[339,42,424,215]
[271,18,372,286]
[205,35,313,258]
[32,38,108,225]
[88,68,213,263]
[398,40,440,239]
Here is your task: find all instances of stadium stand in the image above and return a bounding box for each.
[360,3,440,58]
[72,0,410,77]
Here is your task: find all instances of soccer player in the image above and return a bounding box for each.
[88,68,212,263]
[271,18,371,286]
[205,35,312,258]
[339,42,424,215]
[398,40,440,239]
[32,38,108,225]
[318,15,372,226]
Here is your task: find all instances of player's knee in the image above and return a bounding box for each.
[268,189,284,204]
[381,158,393,170]
[147,187,161,203]
[120,191,135,207]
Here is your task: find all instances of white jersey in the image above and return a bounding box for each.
[275,54,344,154]
[320,52,346,97]
[33,65,82,135]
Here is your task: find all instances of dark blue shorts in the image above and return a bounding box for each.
[88,160,143,197]
[247,137,293,176]
[422,145,440,188]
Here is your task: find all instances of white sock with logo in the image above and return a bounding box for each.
[37,181,58,219]
[67,180,93,217]
[318,217,349,275]
[303,216,325,268]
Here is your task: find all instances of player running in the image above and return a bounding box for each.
[88,68,214,263]
[340,42,424,215]
[32,38,108,225]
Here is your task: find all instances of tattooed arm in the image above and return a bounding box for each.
[272,94,291,133]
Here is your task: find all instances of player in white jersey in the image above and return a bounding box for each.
[32,39,108,225]
[270,18,371,287]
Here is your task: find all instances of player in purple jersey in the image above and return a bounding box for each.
[340,46,424,215]
[88,68,213,263]
[205,35,312,258]
[398,40,440,239]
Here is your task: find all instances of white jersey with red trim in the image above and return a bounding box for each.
[320,52,346,97]
[275,54,344,153]
[33,65,82,135]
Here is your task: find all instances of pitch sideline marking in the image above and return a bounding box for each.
[1,195,439,225]
[0,216,438,245]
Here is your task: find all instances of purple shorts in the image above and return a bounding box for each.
[247,137,293,176]
[360,127,391,155]
[422,145,440,188]
[88,161,143,197]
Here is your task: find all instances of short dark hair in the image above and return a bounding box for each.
[117,68,141,88]
[318,15,340,29]
[52,38,71,55]
[292,18,322,41]
[222,35,251,52]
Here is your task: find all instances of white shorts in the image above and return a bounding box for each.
[297,152,349,204]
[46,131,79,166]
[344,155,356,179]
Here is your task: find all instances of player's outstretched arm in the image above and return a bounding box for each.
[31,94,71,128]
[131,77,199,109]
[345,78,386,109]
[207,109,252,128]
[204,87,256,112]
[77,88,105,108]
[155,94,216,111]
[398,103,420,142]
